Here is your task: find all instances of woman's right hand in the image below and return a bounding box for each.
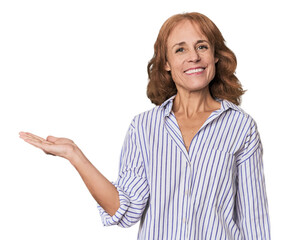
[19,132,78,161]
[19,131,120,216]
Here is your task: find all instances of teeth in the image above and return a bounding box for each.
[185,68,205,74]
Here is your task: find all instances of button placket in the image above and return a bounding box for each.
[184,159,191,239]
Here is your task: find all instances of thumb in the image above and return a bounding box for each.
[46,135,59,143]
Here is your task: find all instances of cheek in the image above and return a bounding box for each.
[207,56,217,69]
[167,62,184,79]
[204,56,217,79]
[207,63,216,74]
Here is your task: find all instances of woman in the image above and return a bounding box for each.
[19,12,271,239]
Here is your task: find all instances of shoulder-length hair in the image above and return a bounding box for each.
[147,12,245,105]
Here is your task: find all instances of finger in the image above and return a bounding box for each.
[19,132,45,143]
[23,137,49,150]
[46,135,59,143]
[19,132,34,141]
[23,132,47,142]
[21,132,53,145]
[19,131,30,139]
[47,136,74,144]
[20,132,57,156]
[27,140,56,157]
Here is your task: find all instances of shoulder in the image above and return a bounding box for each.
[131,105,165,130]
[221,99,257,129]
[221,99,262,158]
[131,95,175,128]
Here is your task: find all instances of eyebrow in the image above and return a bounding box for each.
[171,40,209,49]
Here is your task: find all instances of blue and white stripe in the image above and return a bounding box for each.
[98,95,271,239]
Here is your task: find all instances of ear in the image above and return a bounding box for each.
[215,57,219,63]
[165,61,171,71]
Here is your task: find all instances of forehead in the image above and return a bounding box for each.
[167,20,207,45]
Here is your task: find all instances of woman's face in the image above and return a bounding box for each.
[165,20,218,94]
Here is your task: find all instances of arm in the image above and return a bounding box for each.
[235,122,271,239]
[97,120,150,227]
[19,132,119,216]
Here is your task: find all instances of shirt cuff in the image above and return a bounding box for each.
[97,183,130,226]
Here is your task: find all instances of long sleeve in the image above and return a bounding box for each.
[97,118,150,228]
[236,120,271,239]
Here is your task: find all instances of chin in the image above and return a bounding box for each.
[185,82,210,92]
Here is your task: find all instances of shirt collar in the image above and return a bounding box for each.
[161,95,176,117]
[161,95,243,118]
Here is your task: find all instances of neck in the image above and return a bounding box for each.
[172,88,220,118]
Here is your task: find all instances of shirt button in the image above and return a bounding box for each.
[185,190,191,196]
[183,218,187,223]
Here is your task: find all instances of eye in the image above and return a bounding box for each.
[197,45,209,51]
[175,47,185,53]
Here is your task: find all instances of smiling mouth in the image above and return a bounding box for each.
[184,67,206,74]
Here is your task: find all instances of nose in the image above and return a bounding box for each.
[187,49,200,63]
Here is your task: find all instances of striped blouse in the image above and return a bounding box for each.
[97,95,271,239]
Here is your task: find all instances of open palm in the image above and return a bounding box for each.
[19,132,77,160]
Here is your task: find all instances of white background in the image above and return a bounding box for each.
[0,0,290,239]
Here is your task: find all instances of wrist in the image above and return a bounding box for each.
[68,145,88,167]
